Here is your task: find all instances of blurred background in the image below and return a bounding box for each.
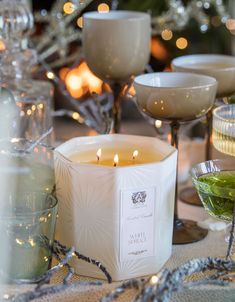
[29,0,234,108]
[23,0,235,140]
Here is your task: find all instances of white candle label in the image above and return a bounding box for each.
[120,187,156,262]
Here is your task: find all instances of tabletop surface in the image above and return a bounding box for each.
[3,116,235,302]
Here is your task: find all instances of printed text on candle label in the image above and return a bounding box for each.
[120,187,156,262]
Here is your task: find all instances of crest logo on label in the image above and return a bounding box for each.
[131,191,147,204]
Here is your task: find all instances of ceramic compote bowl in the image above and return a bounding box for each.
[172,54,235,206]
[134,72,217,244]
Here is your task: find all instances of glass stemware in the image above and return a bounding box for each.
[0,192,58,283]
[0,138,56,283]
[0,138,55,194]
[191,159,235,259]
[213,104,235,156]
[134,72,217,244]
[191,159,235,222]
[192,106,235,258]
[0,0,54,145]
[172,54,235,206]
[83,11,151,133]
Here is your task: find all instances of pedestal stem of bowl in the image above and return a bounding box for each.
[170,121,180,221]
[170,121,208,244]
[110,82,124,134]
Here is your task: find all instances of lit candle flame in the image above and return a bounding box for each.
[132,150,139,160]
[96,148,102,162]
[113,154,119,167]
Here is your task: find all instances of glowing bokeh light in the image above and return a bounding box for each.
[98,3,110,13]
[226,19,235,31]
[63,2,75,14]
[161,29,173,41]
[72,112,80,120]
[77,16,83,28]
[150,275,159,285]
[155,120,162,128]
[46,71,55,80]
[176,37,188,50]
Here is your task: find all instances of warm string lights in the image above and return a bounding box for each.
[17,103,45,118]
[63,1,110,16]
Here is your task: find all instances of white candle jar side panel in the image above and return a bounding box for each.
[54,135,177,281]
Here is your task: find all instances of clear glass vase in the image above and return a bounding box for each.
[0,0,54,145]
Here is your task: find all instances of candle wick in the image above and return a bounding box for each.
[132,150,138,162]
[96,148,102,163]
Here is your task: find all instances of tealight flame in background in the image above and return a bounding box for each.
[65,70,83,98]
[151,38,169,61]
[96,148,102,161]
[132,150,139,160]
[78,62,102,94]
[59,67,70,81]
[113,154,119,167]
[64,62,103,99]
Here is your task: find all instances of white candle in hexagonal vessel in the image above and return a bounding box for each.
[54,134,177,281]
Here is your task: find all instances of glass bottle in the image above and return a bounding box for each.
[0,0,54,145]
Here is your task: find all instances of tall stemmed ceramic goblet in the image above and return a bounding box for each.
[172,54,235,206]
[83,11,151,133]
[134,72,217,244]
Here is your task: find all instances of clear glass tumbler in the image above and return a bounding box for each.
[212,104,235,156]
[0,192,58,283]
[0,138,55,194]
